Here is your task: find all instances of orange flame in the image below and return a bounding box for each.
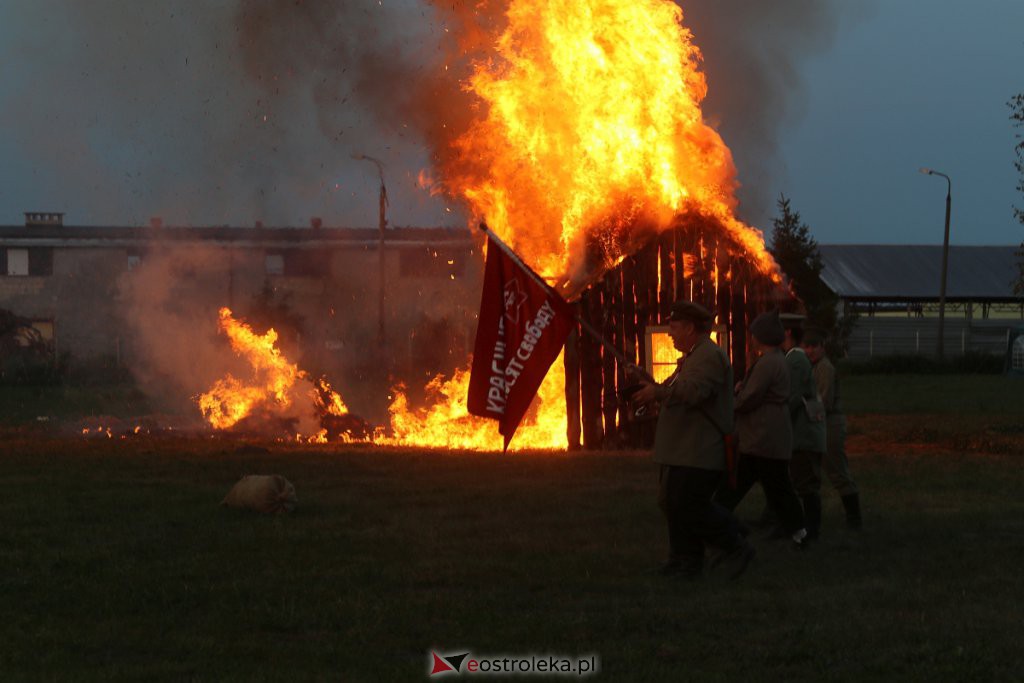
[383,0,780,450]
[433,0,778,285]
[379,354,567,451]
[196,307,565,450]
[315,377,350,417]
[198,308,346,438]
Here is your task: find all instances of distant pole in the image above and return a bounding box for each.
[920,168,952,360]
[377,175,387,345]
[353,154,388,345]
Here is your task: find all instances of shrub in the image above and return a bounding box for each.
[839,352,1004,375]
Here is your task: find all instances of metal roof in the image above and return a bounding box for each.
[818,244,1021,302]
[0,224,475,249]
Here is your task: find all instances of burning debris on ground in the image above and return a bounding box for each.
[68,414,202,439]
[196,307,376,443]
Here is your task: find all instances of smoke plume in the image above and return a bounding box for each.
[681,1,873,223]
[0,0,865,230]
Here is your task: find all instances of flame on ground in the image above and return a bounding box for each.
[198,308,345,438]
[379,354,567,451]
[197,306,564,450]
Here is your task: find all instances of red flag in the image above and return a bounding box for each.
[467,236,575,450]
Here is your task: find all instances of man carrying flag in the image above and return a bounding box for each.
[632,301,754,580]
[466,226,575,450]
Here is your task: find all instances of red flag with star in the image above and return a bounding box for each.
[467,235,574,450]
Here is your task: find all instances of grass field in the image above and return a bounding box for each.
[0,375,1022,681]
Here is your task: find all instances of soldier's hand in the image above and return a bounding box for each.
[632,381,658,406]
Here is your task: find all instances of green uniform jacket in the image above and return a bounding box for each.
[812,356,842,417]
[813,356,846,436]
[735,348,792,460]
[652,336,734,471]
[787,348,826,453]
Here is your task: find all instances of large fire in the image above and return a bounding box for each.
[431,0,779,289]
[198,0,779,451]
[395,0,777,448]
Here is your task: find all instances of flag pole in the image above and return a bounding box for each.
[478,222,656,384]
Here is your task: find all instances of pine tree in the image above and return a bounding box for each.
[768,195,851,354]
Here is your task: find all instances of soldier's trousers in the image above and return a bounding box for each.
[790,449,823,497]
[823,416,858,496]
[716,454,806,535]
[660,465,743,569]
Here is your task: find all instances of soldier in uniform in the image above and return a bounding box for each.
[802,327,862,529]
[632,301,754,580]
[716,310,809,548]
[782,318,827,541]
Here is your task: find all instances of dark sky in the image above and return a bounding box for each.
[764,0,1024,246]
[0,0,1021,245]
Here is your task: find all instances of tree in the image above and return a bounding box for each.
[1009,93,1024,294]
[768,195,853,355]
[0,307,61,384]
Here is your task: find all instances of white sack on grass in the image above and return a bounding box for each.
[222,475,297,514]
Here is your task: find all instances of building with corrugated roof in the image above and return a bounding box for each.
[818,244,1022,359]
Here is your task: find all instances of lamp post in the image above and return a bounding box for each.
[354,154,389,345]
[919,167,952,359]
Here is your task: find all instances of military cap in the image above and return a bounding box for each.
[750,309,785,346]
[778,312,806,329]
[669,301,714,324]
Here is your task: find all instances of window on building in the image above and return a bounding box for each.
[1,248,53,276]
[645,326,680,383]
[127,247,143,271]
[28,248,53,276]
[284,251,328,277]
[6,248,29,276]
[265,252,285,275]
[644,323,729,383]
[265,251,329,277]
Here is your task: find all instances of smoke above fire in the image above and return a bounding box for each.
[0,0,858,232]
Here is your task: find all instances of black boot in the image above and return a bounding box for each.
[801,494,821,541]
[842,493,862,530]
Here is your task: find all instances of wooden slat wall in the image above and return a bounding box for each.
[563,223,778,449]
[602,270,620,442]
[579,288,604,448]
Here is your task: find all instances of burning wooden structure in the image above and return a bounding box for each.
[564,220,784,450]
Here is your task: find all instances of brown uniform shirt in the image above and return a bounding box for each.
[651,336,734,470]
[734,348,792,460]
[812,356,842,417]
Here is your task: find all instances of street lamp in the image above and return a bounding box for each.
[354,154,389,345]
[919,167,952,360]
